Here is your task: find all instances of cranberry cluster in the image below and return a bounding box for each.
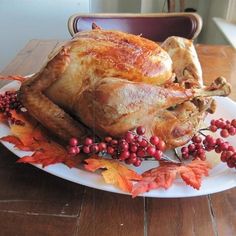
[210,118,236,137]
[67,126,166,167]
[181,118,236,169]
[0,91,24,125]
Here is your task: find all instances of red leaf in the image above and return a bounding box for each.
[132,159,211,197]
[132,164,178,197]
[0,135,32,151]
[17,140,81,168]
[178,159,211,190]
[1,110,82,168]
[0,75,25,82]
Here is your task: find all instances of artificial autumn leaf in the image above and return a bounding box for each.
[1,110,81,168]
[1,112,45,151]
[178,159,211,189]
[0,135,32,151]
[84,156,142,192]
[17,141,82,168]
[131,164,178,198]
[131,159,211,197]
[0,75,25,82]
[9,111,46,148]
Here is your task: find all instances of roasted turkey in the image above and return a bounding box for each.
[18,29,231,149]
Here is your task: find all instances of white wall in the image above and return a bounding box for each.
[0,0,231,71]
[0,0,90,71]
[197,0,229,44]
[91,0,141,13]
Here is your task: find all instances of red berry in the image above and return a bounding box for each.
[216,138,224,145]
[227,146,235,152]
[125,158,134,165]
[84,137,93,146]
[107,146,115,155]
[133,159,142,167]
[137,148,145,158]
[206,135,213,143]
[90,144,99,153]
[219,121,226,128]
[68,146,78,155]
[139,139,148,147]
[154,150,162,160]
[231,153,236,161]
[210,125,217,132]
[219,142,229,151]
[188,144,196,152]
[181,146,189,154]
[104,137,112,143]
[220,151,227,162]
[111,139,118,146]
[192,135,202,143]
[156,140,166,151]
[129,153,138,163]
[197,148,205,155]
[225,151,234,162]
[130,144,138,153]
[220,129,229,138]
[83,146,90,154]
[150,136,159,146]
[98,142,107,151]
[198,153,206,161]
[120,141,129,151]
[228,126,236,135]
[215,146,222,153]
[129,152,137,159]
[215,119,221,128]
[119,151,130,160]
[76,146,81,154]
[182,152,190,159]
[227,159,235,168]
[146,146,156,156]
[231,119,236,128]
[210,119,216,126]
[125,132,134,143]
[136,126,146,135]
[69,138,78,147]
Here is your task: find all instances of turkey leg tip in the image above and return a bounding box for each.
[194,77,231,98]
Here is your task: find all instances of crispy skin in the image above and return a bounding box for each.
[19,30,230,149]
[20,29,173,143]
[162,36,203,87]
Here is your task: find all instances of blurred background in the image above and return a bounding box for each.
[0,0,235,71]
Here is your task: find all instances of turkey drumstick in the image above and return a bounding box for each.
[76,77,231,137]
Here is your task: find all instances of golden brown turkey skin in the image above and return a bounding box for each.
[18,29,231,149]
[20,29,173,142]
[46,30,173,112]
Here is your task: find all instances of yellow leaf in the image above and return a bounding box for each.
[84,157,142,192]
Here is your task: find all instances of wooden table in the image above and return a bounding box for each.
[0,40,236,236]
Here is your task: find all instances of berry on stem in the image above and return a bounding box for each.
[136,126,146,135]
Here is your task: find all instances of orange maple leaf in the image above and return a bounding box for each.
[1,111,46,150]
[178,159,210,190]
[0,75,25,82]
[131,159,211,197]
[10,111,46,147]
[84,157,142,193]
[17,141,82,168]
[1,110,81,168]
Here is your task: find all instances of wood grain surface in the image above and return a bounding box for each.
[0,40,235,236]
